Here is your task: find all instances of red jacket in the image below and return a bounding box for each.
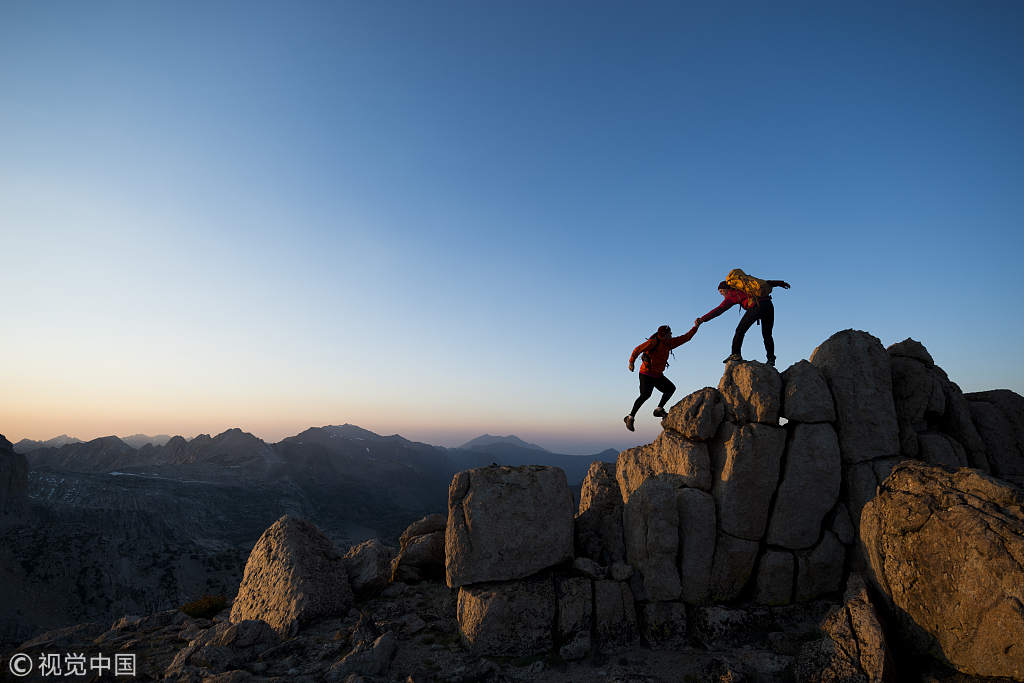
[630,327,697,376]
[700,281,786,322]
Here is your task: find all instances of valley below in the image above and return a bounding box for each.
[0,425,614,650]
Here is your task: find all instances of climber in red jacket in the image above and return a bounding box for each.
[696,279,790,367]
[625,323,700,432]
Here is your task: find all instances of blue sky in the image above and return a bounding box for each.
[2,1,1022,453]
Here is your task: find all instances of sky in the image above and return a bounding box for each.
[1,1,1022,454]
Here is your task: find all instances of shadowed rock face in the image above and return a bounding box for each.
[0,434,32,524]
[457,577,556,656]
[967,389,1024,477]
[766,423,841,550]
[795,574,897,683]
[445,465,574,588]
[781,360,835,424]
[576,461,625,565]
[860,461,1024,680]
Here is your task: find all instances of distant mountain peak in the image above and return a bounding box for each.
[13,434,85,454]
[458,434,551,453]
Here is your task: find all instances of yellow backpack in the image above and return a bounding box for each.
[726,269,771,306]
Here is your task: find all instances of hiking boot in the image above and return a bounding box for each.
[767,357,776,368]
[723,353,742,364]
[653,407,668,418]
[624,415,635,432]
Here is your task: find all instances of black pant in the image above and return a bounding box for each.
[631,373,675,416]
[733,299,775,361]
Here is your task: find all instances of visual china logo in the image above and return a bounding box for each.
[7,652,136,677]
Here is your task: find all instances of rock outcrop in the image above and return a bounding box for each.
[445,465,574,588]
[766,423,841,549]
[0,434,32,525]
[810,330,899,464]
[795,574,896,683]
[661,386,726,441]
[860,461,1024,680]
[616,430,711,503]
[576,461,625,564]
[457,577,555,656]
[390,513,445,583]
[967,388,1024,477]
[888,338,991,474]
[167,619,281,679]
[718,361,783,424]
[343,538,396,599]
[230,515,354,637]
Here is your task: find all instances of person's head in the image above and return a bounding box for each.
[657,325,672,339]
[718,281,731,297]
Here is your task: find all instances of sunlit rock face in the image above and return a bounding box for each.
[230,514,353,638]
[861,461,1024,680]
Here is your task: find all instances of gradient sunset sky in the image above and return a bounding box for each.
[2,2,1022,454]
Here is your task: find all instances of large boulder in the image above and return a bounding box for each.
[457,577,555,656]
[780,360,836,424]
[718,361,782,424]
[676,487,717,605]
[616,430,711,503]
[446,465,574,588]
[766,423,842,549]
[391,514,446,583]
[710,421,786,541]
[967,389,1024,477]
[230,515,353,637]
[623,479,681,601]
[810,330,899,464]
[860,461,1024,679]
[662,387,726,441]
[343,539,396,599]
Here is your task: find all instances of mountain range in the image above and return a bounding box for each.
[0,425,617,648]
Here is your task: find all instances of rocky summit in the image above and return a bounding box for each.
[3,330,1024,682]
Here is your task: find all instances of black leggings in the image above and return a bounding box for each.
[631,373,676,416]
[733,299,775,361]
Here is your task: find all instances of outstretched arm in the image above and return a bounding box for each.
[670,324,700,349]
[699,298,734,323]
